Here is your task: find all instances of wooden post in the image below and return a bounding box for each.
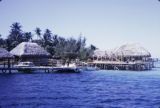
[8,59,11,74]
[4,62,5,68]
[3,60,6,73]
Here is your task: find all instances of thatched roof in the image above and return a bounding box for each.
[0,48,13,59]
[93,50,115,58]
[93,50,106,57]
[10,42,50,57]
[114,43,151,57]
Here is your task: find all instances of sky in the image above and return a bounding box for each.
[0,0,160,57]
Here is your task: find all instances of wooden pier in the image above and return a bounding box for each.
[0,66,80,74]
[88,61,154,71]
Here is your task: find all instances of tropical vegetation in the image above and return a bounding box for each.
[0,22,96,62]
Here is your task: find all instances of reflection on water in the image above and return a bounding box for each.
[0,69,160,108]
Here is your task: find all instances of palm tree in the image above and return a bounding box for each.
[8,22,23,50]
[43,29,52,41]
[35,27,42,40]
[23,32,32,42]
[43,29,54,55]
[0,34,4,47]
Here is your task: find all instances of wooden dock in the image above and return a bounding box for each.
[88,61,154,71]
[0,66,80,74]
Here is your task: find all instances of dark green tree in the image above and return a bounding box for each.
[0,34,5,48]
[43,29,54,55]
[23,32,32,42]
[7,22,24,50]
[43,29,52,42]
[33,27,43,46]
[35,27,42,40]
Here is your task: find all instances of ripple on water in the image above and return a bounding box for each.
[1,69,160,108]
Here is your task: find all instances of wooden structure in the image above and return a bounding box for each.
[0,48,14,73]
[88,61,153,71]
[0,66,80,73]
[89,43,154,71]
[10,42,51,66]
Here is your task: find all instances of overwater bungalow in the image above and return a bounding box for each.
[114,43,151,62]
[0,48,13,60]
[88,43,153,71]
[10,42,51,66]
[0,48,14,73]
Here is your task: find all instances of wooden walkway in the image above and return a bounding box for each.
[88,61,154,71]
[0,66,80,73]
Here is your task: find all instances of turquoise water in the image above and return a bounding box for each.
[0,68,160,108]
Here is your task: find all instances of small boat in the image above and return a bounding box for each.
[14,62,35,73]
[78,66,100,71]
[63,63,100,71]
[55,68,81,73]
[54,63,81,73]
[76,62,100,71]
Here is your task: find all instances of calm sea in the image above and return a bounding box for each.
[0,67,160,108]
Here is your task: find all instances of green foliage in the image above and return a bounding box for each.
[23,32,33,42]
[35,27,42,39]
[1,22,97,62]
[6,22,33,50]
[0,34,5,48]
[7,22,23,50]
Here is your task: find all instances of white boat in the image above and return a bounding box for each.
[59,63,99,72]
[62,63,77,68]
[15,62,34,67]
[14,62,35,73]
[78,66,100,71]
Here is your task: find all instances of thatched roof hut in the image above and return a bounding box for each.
[114,43,151,57]
[0,48,13,59]
[10,42,50,57]
[91,43,151,62]
[89,43,153,71]
[10,42,51,66]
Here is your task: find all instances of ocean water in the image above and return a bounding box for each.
[0,68,160,108]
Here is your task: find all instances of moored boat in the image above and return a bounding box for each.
[14,62,35,73]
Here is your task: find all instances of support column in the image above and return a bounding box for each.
[8,59,11,74]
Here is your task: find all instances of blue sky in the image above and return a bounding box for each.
[0,0,160,57]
